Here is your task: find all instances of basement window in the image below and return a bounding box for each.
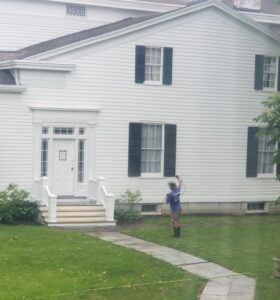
[142,204,157,213]
[66,4,87,17]
[247,202,266,212]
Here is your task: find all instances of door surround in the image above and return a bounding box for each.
[31,107,99,198]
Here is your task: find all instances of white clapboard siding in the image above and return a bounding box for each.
[0,0,148,50]
[0,96,33,191]
[2,6,280,203]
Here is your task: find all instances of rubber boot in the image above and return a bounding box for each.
[174,227,181,238]
[173,227,177,237]
[177,227,181,238]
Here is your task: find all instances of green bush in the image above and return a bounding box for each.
[114,209,142,223]
[0,184,39,223]
[115,189,142,223]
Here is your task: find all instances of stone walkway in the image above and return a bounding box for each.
[88,231,256,300]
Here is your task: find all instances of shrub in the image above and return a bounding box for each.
[0,184,39,223]
[115,190,142,223]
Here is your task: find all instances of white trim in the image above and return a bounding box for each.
[22,0,280,61]
[30,106,101,112]
[0,85,26,93]
[262,56,278,92]
[242,11,280,25]
[0,60,76,72]
[37,0,183,12]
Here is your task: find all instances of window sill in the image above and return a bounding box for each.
[262,88,277,93]
[246,210,268,214]
[142,81,162,86]
[257,174,276,179]
[138,174,165,179]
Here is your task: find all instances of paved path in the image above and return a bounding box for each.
[88,231,256,300]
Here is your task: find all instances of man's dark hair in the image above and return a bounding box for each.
[168,182,176,190]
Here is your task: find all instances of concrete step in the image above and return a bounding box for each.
[42,211,106,218]
[57,199,97,206]
[40,206,105,212]
[46,216,107,223]
[48,221,116,228]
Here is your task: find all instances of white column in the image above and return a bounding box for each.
[32,122,42,200]
[97,176,105,205]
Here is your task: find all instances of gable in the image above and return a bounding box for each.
[6,0,280,62]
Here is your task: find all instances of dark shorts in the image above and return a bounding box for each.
[171,208,181,222]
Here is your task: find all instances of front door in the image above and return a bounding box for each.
[52,139,75,196]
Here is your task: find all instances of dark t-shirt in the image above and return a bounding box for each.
[166,186,181,212]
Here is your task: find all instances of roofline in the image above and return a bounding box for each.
[35,0,185,12]
[29,106,101,112]
[0,85,26,93]
[241,11,280,24]
[0,60,75,72]
[19,0,280,61]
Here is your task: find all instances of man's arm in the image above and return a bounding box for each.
[175,175,183,189]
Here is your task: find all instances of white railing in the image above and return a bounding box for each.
[41,177,57,223]
[97,177,115,222]
[88,178,98,204]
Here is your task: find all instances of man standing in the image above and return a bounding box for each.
[166,175,183,238]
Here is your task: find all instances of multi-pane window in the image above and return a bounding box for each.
[78,140,85,183]
[141,124,163,173]
[42,127,49,134]
[247,202,265,211]
[41,139,48,177]
[145,47,162,82]
[263,56,277,89]
[66,4,87,17]
[257,132,275,174]
[79,128,85,135]
[53,127,74,135]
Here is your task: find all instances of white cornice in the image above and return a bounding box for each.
[0,60,75,72]
[29,106,101,112]
[242,11,280,24]
[25,0,280,61]
[36,0,184,12]
[0,85,26,93]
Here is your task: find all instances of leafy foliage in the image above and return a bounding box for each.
[254,93,280,178]
[115,190,142,223]
[0,184,39,223]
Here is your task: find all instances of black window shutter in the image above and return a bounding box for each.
[135,46,145,84]
[255,55,264,90]
[128,123,142,177]
[246,127,259,177]
[277,57,280,92]
[162,47,173,85]
[277,142,280,177]
[164,124,176,177]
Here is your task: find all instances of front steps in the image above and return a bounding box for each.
[39,205,116,227]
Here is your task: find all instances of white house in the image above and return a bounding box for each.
[1,0,280,226]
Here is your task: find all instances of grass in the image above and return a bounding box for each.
[0,224,204,300]
[121,214,280,300]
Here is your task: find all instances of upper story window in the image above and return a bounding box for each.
[66,4,87,17]
[145,47,162,82]
[135,45,173,85]
[255,55,279,91]
[263,56,277,89]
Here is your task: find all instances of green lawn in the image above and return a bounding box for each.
[0,225,204,300]
[121,215,280,300]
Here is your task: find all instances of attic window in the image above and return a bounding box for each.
[66,4,87,17]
